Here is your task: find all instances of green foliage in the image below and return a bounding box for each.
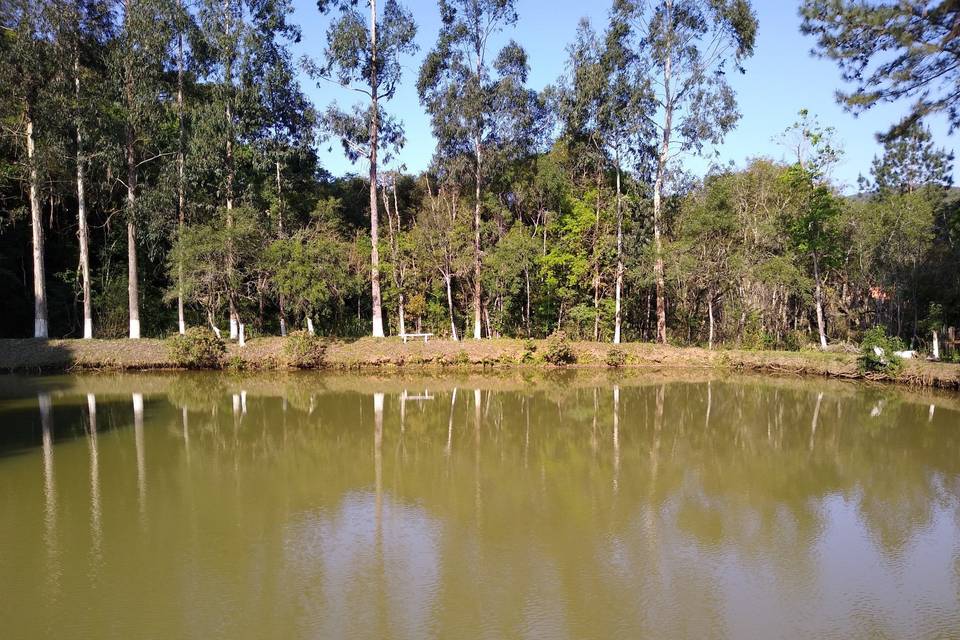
[520,339,537,363]
[283,331,327,369]
[801,0,960,137]
[167,328,227,369]
[543,331,576,366]
[858,327,906,376]
[605,347,627,368]
[453,350,470,366]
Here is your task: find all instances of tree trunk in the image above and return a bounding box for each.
[176,25,186,335]
[472,139,483,339]
[26,106,47,338]
[125,114,140,336]
[613,154,624,344]
[593,171,602,341]
[368,0,385,337]
[525,267,531,337]
[445,272,458,341]
[224,0,237,341]
[123,0,140,339]
[652,29,673,345]
[813,257,827,349]
[707,294,714,350]
[74,53,93,339]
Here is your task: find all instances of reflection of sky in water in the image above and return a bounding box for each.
[284,492,441,640]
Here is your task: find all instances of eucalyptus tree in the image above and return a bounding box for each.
[50,0,114,339]
[613,0,757,344]
[316,0,417,338]
[254,4,315,336]
[197,0,302,339]
[418,0,537,339]
[114,0,176,338]
[559,17,651,343]
[0,0,53,337]
[801,0,960,139]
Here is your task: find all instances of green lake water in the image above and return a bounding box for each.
[1,371,959,639]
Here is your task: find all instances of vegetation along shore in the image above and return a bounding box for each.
[1,335,957,391]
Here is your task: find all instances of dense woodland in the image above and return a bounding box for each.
[2,0,959,351]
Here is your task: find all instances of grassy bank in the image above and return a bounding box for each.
[1,336,958,390]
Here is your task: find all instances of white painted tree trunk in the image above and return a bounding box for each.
[368,0,385,338]
[306,317,315,335]
[238,322,245,347]
[27,115,48,338]
[613,160,623,344]
[280,317,287,337]
[813,259,827,349]
[445,273,458,341]
[708,295,715,350]
[75,55,93,339]
[176,25,186,336]
[932,330,940,360]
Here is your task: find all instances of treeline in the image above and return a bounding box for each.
[1,0,957,350]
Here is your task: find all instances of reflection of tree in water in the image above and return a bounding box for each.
[9,374,960,638]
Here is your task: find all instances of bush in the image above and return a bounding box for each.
[520,338,537,363]
[453,350,470,366]
[605,347,627,367]
[167,327,226,369]
[543,331,576,366]
[283,331,327,369]
[858,326,906,376]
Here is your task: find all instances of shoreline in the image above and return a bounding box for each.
[0,336,957,391]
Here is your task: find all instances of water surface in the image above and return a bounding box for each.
[1,371,959,639]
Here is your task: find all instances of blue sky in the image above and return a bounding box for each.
[290,0,957,193]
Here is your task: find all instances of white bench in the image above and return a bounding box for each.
[401,332,434,344]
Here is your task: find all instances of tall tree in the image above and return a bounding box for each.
[317,0,417,338]
[781,110,843,350]
[51,0,114,339]
[615,0,757,343]
[560,17,651,343]
[801,0,960,138]
[114,0,174,338]
[865,123,954,195]
[1,0,52,337]
[418,0,535,339]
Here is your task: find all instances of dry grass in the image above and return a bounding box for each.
[0,336,957,390]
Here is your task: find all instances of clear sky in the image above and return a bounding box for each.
[290,0,957,193]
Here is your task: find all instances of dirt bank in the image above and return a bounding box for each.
[0,337,957,390]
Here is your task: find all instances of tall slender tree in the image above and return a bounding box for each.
[1,0,53,337]
[614,0,757,343]
[317,0,417,338]
[418,0,535,339]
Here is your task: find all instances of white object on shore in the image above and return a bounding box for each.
[893,350,915,359]
[401,332,434,343]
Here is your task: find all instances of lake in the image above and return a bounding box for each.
[1,371,958,639]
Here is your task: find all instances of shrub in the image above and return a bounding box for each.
[858,326,906,376]
[520,338,537,363]
[543,331,576,366]
[167,327,226,369]
[283,330,327,369]
[453,350,470,366]
[605,347,627,368]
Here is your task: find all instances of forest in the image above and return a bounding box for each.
[2,0,958,353]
